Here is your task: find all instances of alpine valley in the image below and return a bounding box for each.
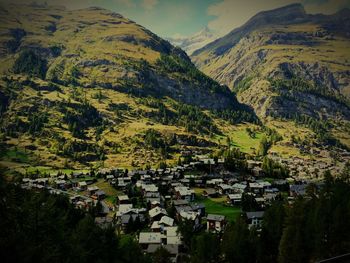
[0,3,349,176]
[1,2,350,263]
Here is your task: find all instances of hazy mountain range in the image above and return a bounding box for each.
[166,26,217,56]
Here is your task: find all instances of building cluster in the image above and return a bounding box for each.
[19,154,330,262]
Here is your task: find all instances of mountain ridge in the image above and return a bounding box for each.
[0,3,257,169]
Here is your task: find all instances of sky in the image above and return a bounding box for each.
[2,0,350,38]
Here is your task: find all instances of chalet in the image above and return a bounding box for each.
[174,186,195,202]
[207,178,224,186]
[144,192,161,204]
[159,216,174,227]
[164,226,182,245]
[117,204,134,216]
[218,184,233,195]
[87,186,99,195]
[139,232,162,250]
[246,211,264,229]
[232,183,247,193]
[179,178,190,186]
[93,190,106,200]
[207,214,226,232]
[191,203,205,217]
[149,207,167,221]
[194,179,205,187]
[203,188,218,198]
[142,184,158,194]
[105,174,114,181]
[175,205,193,219]
[78,181,87,190]
[35,178,49,186]
[249,182,264,194]
[247,160,262,170]
[151,221,161,232]
[227,193,242,205]
[120,212,145,229]
[179,210,201,227]
[55,179,67,190]
[118,195,130,205]
[172,199,189,207]
[252,167,264,177]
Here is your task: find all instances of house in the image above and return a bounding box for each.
[142,184,158,194]
[252,167,264,177]
[55,179,67,190]
[249,182,264,194]
[144,192,161,204]
[139,232,162,250]
[159,216,175,227]
[246,211,264,229]
[227,193,242,205]
[105,174,114,181]
[179,210,201,227]
[174,186,195,202]
[247,160,262,170]
[218,184,233,195]
[207,214,226,232]
[78,181,87,190]
[207,179,223,186]
[172,199,189,207]
[93,190,106,200]
[164,226,182,245]
[232,183,247,193]
[117,204,134,216]
[190,203,205,217]
[203,188,218,198]
[118,195,130,205]
[87,186,99,195]
[120,212,146,229]
[149,207,167,221]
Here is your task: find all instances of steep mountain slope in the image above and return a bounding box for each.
[192,4,350,125]
[0,3,257,169]
[166,27,217,56]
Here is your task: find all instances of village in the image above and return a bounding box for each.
[19,153,339,262]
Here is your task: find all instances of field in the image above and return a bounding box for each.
[193,188,242,222]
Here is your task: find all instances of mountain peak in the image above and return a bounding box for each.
[247,3,307,27]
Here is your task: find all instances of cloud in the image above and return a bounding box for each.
[207,0,350,36]
[304,0,350,14]
[207,0,296,36]
[142,0,158,10]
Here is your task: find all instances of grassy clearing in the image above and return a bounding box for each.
[93,179,120,196]
[193,193,241,222]
[1,149,29,163]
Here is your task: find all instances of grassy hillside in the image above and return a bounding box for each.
[0,3,262,171]
[191,4,350,150]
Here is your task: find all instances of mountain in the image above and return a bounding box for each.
[0,3,256,170]
[166,27,217,55]
[192,4,350,121]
